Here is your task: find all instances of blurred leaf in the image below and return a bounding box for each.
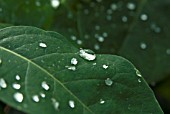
[0,26,163,114]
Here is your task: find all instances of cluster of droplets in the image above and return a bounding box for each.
[134,68,142,83]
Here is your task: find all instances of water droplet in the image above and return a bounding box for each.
[13,92,24,103]
[98,36,104,42]
[140,42,147,49]
[12,83,21,90]
[140,14,148,21]
[15,75,21,81]
[166,49,170,55]
[127,2,136,10]
[0,58,2,65]
[93,63,97,65]
[102,32,108,37]
[51,0,60,9]
[79,49,96,61]
[105,78,113,86]
[150,23,161,33]
[71,58,78,65]
[94,44,100,50]
[32,95,40,102]
[39,42,47,48]
[68,100,75,108]
[40,92,46,98]
[0,78,7,88]
[51,98,60,110]
[103,64,108,69]
[77,40,82,45]
[122,16,128,22]
[110,3,117,10]
[70,35,77,41]
[41,81,50,91]
[138,79,141,83]
[135,68,142,77]
[100,99,105,104]
[65,66,76,71]
[95,25,100,30]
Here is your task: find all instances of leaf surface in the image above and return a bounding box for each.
[0,26,163,114]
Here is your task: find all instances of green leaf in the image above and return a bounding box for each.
[0,26,163,114]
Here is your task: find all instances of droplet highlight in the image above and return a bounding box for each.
[79,49,96,61]
[39,42,47,48]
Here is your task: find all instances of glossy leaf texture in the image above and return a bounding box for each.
[0,26,163,114]
[0,0,170,83]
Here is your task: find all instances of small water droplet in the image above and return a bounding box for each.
[32,95,40,102]
[122,16,128,22]
[166,49,170,55]
[65,66,76,71]
[0,78,7,88]
[68,100,75,108]
[94,44,100,50]
[140,42,147,49]
[13,92,24,103]
[71,58,78,65]
[71,35,77,41]
[98,36,104,42]
[110,3,117,10]
[51,0,60,9]
[77,40,82,45]
[93,63,97,65]
[41,81,50,91]
[102,32,108,37]
[138,79,141,83]
[39,42,47,48]
[103,64,108,69]
[40,92,46,98]
[140,14,148,21]
[105,78,113,86]
[135,68,142,77]
[127,2,136,10]
[51,98,60,110]
[0,58,2,65]
[79,49,96,61]
[15,75,21,81]
[12,83,21,90]
[95,25,100,30]
[100,99,105,104]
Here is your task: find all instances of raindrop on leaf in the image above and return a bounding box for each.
[79,49,96,61]
[105,78,113,86]
[13,92,24,103]
[0,78,7,89]
[68,100,75,108]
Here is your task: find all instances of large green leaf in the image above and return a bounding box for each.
[0,26,163,114]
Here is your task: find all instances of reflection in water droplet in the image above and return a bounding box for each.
[100,99,105,104]
[32,95,40,102]
[69,100,75,108]
[105,78,113,86]
[65,66,76,71]
[12,83,21,90]
[51,0,60,9]
[79,49,96,61]
[41,81,50,91]
[51,98,60,110]
[103,64,108,69]
[140,42,147,49]
[0,78,7,88]
[15,75,21,81]
[140,14,148,21]
[39,42,47,48]
[71,58,78,65]
[13,92,24,103]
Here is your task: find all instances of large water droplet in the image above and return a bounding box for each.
[71,58,78,65]
[0,78,7,88]
[105,78,113,86]
[103,64,108,69]
[79,49,96,61]
[12,83,21,90]
[15,75,21,81]
[32,95,40,102]
[51,0,60,9]
[51,98,60,110]
[41,81,50,91]
[39,42,47,48]
[68,100,75,108]
[13,92,24,103]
